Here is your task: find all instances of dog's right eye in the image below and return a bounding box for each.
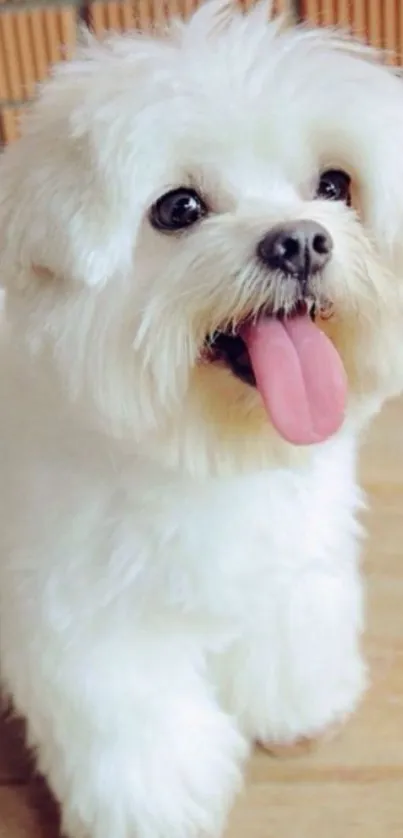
[150,188,208,232]
[316,169,351,205]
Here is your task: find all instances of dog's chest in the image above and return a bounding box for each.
[206,438,361,587]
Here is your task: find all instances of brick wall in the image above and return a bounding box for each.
[300,1,402,61]
[0,0,401,145]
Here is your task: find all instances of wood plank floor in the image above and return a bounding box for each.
[1,399,403,838]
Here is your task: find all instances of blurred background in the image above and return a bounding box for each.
[0,0,402,146]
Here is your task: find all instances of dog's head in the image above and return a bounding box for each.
[2,0,403,468]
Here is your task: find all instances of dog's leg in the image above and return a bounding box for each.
[216,565,367,752]
[17,635,247,838]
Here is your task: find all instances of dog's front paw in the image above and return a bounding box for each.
[249,653,366,753]
[56,697,247,838]
[219,569,367,749]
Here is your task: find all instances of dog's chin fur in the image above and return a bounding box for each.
[1,2,403,837]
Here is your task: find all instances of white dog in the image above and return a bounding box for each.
[1,2,403,836]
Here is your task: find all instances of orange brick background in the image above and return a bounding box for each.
[300,0,402,57]
[0,0,402,144]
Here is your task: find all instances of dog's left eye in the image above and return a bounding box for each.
[150,188,208,232]
[316,169,351,205]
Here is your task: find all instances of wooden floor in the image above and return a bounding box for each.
[1,400,403,838]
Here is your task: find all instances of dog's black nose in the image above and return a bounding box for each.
[257,220,333,278]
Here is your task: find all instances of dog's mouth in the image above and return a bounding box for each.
[207,302,317,388]
[203,300,347,447]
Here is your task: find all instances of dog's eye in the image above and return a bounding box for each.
[316,170,351,205]
[150,188,208,232]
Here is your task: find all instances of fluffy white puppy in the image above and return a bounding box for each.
[1,2,403,836]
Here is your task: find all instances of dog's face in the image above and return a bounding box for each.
[3,1,403,464]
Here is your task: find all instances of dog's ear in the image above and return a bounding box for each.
[0,32,160,290]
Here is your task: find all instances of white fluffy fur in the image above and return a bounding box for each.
[1,2,403,836]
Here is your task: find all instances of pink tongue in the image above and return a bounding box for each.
[242,315,347,446]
